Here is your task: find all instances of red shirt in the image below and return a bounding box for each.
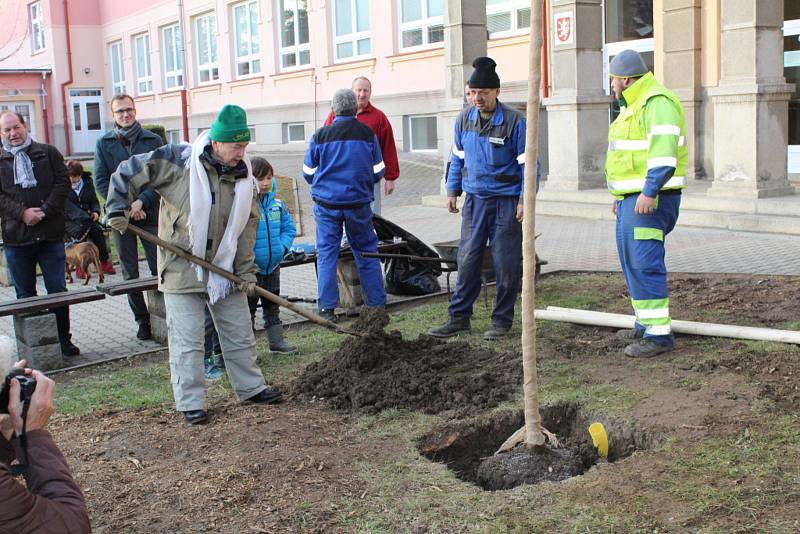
[324,102,399,181]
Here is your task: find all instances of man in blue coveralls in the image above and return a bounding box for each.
[303,88,387,321]
[429,56,529,341]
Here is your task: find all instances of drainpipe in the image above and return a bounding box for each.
[41,72,50,144]
[541,0,550,98]
[177,0,189,141]
[60,0,73,156]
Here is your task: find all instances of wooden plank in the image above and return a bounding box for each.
[0,289,106,317]
[96,276,158,296]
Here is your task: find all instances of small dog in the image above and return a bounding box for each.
[65,242,104,285]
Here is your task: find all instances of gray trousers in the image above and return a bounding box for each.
[164,291,267,411]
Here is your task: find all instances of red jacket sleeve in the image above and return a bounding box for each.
[377,114,400,181]
[323,111,335,127]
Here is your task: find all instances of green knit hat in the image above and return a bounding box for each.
[209,104,250,142]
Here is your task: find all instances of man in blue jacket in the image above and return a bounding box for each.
[302,88,387,321]
[94,94,163,341]
[429,56,528,341]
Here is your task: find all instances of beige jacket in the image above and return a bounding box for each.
[105,144,259,293]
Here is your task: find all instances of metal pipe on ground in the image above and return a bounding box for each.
[538,306,800,345]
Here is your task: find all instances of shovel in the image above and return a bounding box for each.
[118,222,364,337]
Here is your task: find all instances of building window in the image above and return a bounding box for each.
[0,102,36,138]
[408,115,437,151]
[109,41,126,95]
[333,0,370,62]
[248,126,257,142]
[29,1,45,53]
[285,122,305,143]
[278,0,310,70]
[604,0,653,43]
[134,33,153,95]
[233,1,261,77]
[162,24,185,90]
[486,0,531,37]
[167,129,183,144]
[398,0,444,51]
[195,13,219,83]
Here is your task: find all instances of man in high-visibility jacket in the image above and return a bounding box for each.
[606,49,687,358]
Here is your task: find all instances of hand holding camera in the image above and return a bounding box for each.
[0,362,54,439]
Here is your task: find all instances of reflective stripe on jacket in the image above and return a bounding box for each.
[605,72,688,199]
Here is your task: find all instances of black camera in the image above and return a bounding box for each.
[0,368,37,414]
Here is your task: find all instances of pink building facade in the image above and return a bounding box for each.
[0,0,534,156]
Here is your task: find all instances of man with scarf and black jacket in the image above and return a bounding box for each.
[0,111,80,357]
[94,94,163,341]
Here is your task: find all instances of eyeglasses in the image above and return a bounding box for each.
[113,108,135,115]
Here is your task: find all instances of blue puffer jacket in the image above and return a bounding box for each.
[254,177,296,275]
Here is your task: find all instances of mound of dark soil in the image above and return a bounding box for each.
[291,309,521,415]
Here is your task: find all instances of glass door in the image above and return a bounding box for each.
[785,17,800,175]
[69,89,105,154]
[602,0,654,119]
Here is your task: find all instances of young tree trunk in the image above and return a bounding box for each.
[520,0,545,447]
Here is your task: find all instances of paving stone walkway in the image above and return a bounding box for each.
[3,151,800,367]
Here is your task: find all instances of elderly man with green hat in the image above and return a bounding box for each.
[606,49,687,359]
[105,104,282,426]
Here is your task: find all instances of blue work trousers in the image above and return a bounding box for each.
[313,203,387,310]
[615,192,680,345]
[448,194,522,329]
[4,240,71,342]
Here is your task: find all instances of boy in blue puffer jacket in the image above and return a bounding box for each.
[250,157,297,353]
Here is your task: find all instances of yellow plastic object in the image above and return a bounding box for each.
[588,422,609,459]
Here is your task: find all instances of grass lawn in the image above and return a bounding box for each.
[51,272,800,532]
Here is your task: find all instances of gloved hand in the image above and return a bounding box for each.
[106,212,130,234]
[236,280,258,297]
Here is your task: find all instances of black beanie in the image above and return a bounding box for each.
[467,56,500,89]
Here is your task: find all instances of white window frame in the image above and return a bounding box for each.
[109,41,126,95]
[0,102,37,139]
[29,1,45,53]
[408,114,438,152]
[194,12,219,84]
[167,129,183,144]
[486,0,532,38]
[232,0,261,78]
[134,33,153,95]
[286,122,305,143]
[277,0,311,71]
[162,24,185,90]
[398,0,444,52]
[332,0,371,63]
[784,19,800,174]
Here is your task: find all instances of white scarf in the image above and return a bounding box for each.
[187,131,256,304]
[1,134,37,189]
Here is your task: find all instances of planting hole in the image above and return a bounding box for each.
[417,403,655,491]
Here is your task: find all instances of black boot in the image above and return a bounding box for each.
[60,336,80,357]
[428,317,471,338]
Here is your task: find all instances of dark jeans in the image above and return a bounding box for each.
[448,194,522,329]
[113,225,157,325]
[4,240,71,342]
[86,223,110,261]
[203,306,221,358]
[248,270,282,328]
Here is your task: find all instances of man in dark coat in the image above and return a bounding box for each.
[0,111,80,357]
[93,93,163,340]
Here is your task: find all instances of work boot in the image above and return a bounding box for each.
[204,355,224,380]
[100,259,116,275]
[428,317,470,338]
[183,409,208,425]
[60,338,80,357]
[246,387,283,405]
[615,328,644,343]
[483,324,511,340]
[266,325,296,354]
[624,339,674,358]
[318,309,337,323]
[136,322,152,340]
